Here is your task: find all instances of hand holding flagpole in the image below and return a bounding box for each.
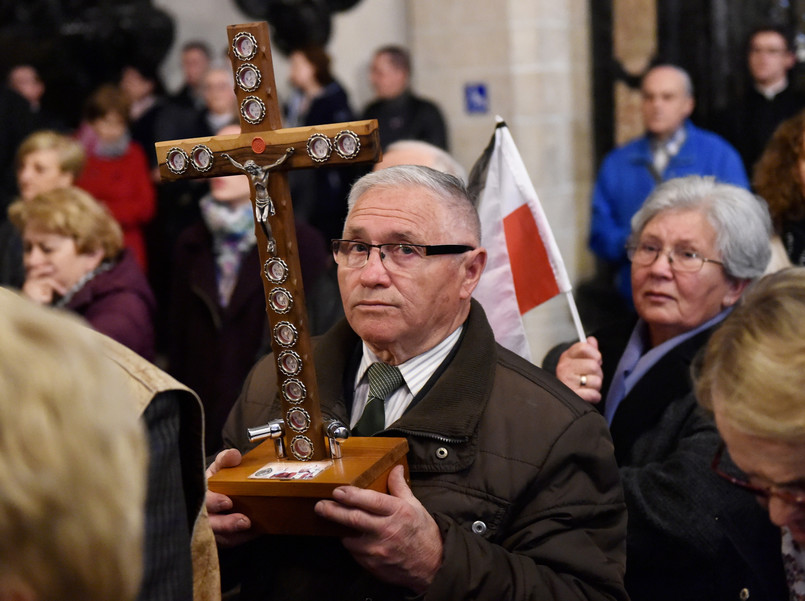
[470,117,587,361]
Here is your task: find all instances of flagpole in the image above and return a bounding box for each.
[564,291,587,343]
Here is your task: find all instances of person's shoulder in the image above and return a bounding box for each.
[323,80,350,101]
[685,121,739,148]
[602,134,650,162]
[407,92,444,114]
[125,139,150,162]
[94,252,155,306]
[86,323,199,412]
[361,98,385,117]
[494,343,598,420]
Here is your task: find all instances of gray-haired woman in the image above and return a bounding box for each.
[545,174,786,600]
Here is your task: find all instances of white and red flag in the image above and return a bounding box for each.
[469,118,584,361]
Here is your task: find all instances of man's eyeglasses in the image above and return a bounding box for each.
[711,443,805,506]
[331,239,474,270]
[626,242,724,273]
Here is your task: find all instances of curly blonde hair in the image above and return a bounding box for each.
[8,186,123,260]
[752,109,805,227]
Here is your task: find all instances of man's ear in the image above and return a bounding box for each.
[459,247,487,300]
[683,95,695,119]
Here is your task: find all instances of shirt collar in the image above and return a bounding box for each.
[357,325,464,398]
[651,124,687,156]
[630,307,732,363]
[756,78,788,100]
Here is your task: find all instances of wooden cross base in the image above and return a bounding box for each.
[208,437,409,536]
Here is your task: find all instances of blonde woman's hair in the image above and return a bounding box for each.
[0,288,147,601]
[695,267,805,442]
[15,129,86,179]
[8,186,123,259]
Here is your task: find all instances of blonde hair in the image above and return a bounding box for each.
[695,267,805,441]
[0,289,147,601]
[8,186,123,259]
[15,129,86,179]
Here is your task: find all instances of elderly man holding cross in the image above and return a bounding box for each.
[155,23,625,601]
[206,165,628,601]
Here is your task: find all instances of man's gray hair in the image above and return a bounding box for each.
[347,165,481,243]
[630,175,772,279]
[384,140,467,182]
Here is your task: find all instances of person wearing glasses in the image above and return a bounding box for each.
[712,24,805,174]
[545,175,787,600]
[696,267,805,598]
[206,165,629,601]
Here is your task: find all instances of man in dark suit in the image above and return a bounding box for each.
[714,24,805,174]
[361,46,448,151]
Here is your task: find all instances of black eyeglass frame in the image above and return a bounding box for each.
[711,442,805,506]
[331,239,475,265]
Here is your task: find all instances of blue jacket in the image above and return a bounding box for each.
[589,121,748,300]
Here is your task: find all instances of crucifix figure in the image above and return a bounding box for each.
[155,21,382,462]
[221,148,294,249]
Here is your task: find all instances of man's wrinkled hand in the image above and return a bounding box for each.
[314,465,443,594]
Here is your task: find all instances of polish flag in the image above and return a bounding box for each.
[469,119,584,361]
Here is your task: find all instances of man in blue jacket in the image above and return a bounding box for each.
[589,64,748,303]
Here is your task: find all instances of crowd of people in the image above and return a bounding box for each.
[4,21,805,601]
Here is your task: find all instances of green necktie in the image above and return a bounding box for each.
[352,362,404,436]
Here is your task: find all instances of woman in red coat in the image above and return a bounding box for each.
[75,84,155,272]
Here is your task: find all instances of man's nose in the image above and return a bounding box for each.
[359,247,391,284]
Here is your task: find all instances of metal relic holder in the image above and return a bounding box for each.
[155,21,408,536]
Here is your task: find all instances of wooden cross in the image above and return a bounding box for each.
[155,22,381,462]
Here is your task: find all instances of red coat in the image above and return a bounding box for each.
[76,141,155,271]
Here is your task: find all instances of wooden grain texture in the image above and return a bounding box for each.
[208,437,409,536]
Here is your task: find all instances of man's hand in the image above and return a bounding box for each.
[556,336,604,403]
[205,448,256,547]
[314,465,443,594]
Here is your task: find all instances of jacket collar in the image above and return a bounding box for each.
[608,325,716,462]
[313,299,497,443]
[628,120,697,164]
